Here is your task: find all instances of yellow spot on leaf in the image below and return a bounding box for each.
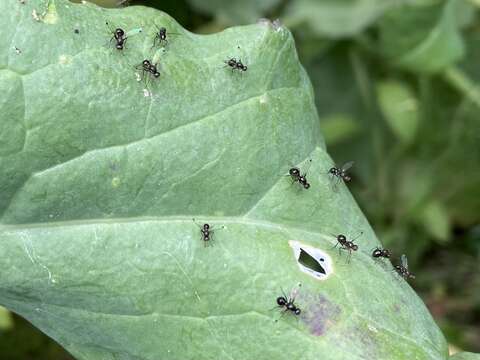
[112,177,121,188]
[43,0,58,24]
[59,55,72,65]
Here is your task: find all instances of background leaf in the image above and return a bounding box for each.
[0,306,13,330]
[417,200,451,243]
[451,352,480,360]
[376,80,419,145]
[185,0,281,24]
[284,0,397,38]
[320,113,361,146]
[379,0,466,73]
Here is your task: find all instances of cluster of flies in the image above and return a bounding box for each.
[193,160,415,319]
[106,22,248,83]
[331,232,413,278]
[12,0,418,326]
[104,18,413,319]
[288,160,353,190]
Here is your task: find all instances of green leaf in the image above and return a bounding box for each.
[0,1,448,359]
[306,45,366,119]
[186,0,281,24]
[379,0,465,73]
[0,306,13,330]
[376,80,419,144]
[71,0,123,8]
[418,200,451,243]
[451,352,480,360]
[455,0,477,29]
[284,0,397,38]
[320,113,361,145]
[413,72,480,227]
[444,66,480,109]
[468,0,480,7]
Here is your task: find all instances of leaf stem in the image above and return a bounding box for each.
[442,66,480,108]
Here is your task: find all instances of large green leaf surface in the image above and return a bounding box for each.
[0,1,448,359]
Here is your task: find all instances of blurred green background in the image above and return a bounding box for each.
[1,0,479,358]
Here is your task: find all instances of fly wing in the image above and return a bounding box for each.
[401,254,408,269]
[341,161,354,172]
[289,283,302,301]
[303,159,313,175]
[125,27,143,37]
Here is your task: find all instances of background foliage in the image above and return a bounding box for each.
[1,0,479,358]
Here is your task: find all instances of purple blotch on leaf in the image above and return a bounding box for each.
[299,292,341,336]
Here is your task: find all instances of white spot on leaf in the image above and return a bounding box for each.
[31,9,41,21]
[59,55,72,65]
[368,324,378,333]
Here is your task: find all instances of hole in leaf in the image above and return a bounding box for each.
[289,240,332,280]
[298,248,326,274]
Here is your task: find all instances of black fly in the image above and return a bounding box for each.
[223,46,248,74]
[288,159,312,189]
[135,59,160,84]
[152,26,179,48]
[395,254,415,280]
[192,219,223,247]
[224,58,248,73]
[372,247,391,259]
[275,285,302,320]
[106,22,127,50]
[328,161,354,191]
[331,232,362,263]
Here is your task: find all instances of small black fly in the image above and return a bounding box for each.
[152,25,179,48]
[192,219,224,247]
[224,58,248,73]
[275,285,302,320]
[372,247,391,259]
[106,22,127,50]
[135,59,160,83]
[395,254,415,280]
[288,159,312,189]
[331,232,362,263]
[328,161,354,191]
